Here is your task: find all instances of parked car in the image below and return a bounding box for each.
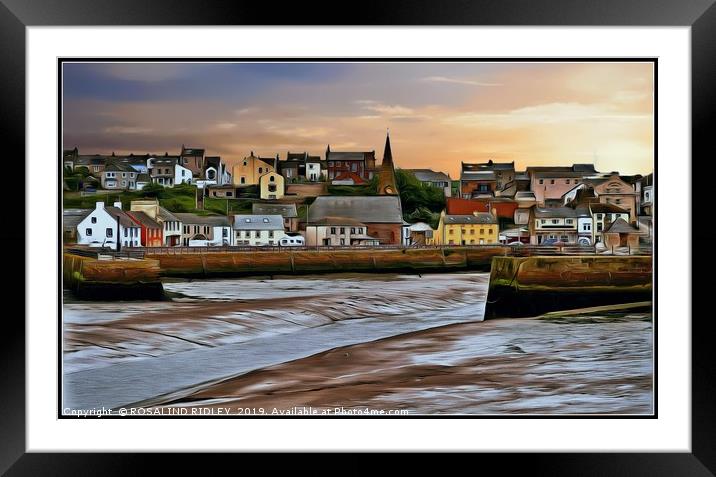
[541,238,559,245]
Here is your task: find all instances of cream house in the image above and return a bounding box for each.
[259,171,285,200]
[232,152,276,186]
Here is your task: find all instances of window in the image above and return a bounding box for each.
[122,173,126,178]
[340,227,346,234]
[449,229,454,234]
[243,161,247,166]
[480,229,485,235]
[541,219,546,224]
[351,163,357,172]
[357,228,363,234]
[124,228,128,237]
[254,231,260,238]
[106,228,113,238]
[86,228,92,236]
[596,214,603,220]
[258,167,263,174]
[566,219,573,224]
[340,238,345,245]
[91,217,97,224]
[350,228,355,234]
[565,179,570,184]
[226,191,233,197]
[550,179,555,184]
[470,229,475,235]
[240,177,246,184]
[331,227,336,234]
[269,231,274,238]
[489,229,493,234]
[560,235,568,241]
[552,219,558,224]
[539,179,544,184]
[269,175,275,182]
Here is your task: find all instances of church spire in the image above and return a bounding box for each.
[377,129,398,195]
[383,129,392,164]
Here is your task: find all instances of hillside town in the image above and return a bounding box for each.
[63,132,654,253]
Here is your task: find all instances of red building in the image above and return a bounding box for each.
[325,145,377,184]
[127,211,163,247]
[446,197,519,220]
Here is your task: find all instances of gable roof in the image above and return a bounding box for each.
[589,203,630,214]
[533,207,578,218]
[105,207,140,228]
[308,196,403,224]
[444,213,498,225]
[232,214,285,230]
[604,217,639,234]
[173,213,230,227]
[408,169,451,182]
[126,211,162,229]
[157,206,180,223]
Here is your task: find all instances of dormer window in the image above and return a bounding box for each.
[245,218,251,223]
[263,218,269,223]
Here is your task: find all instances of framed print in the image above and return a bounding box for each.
[4,0,709,472]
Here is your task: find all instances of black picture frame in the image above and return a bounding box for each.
[3,0,707,472]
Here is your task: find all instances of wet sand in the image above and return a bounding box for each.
[63,272,653,414]
[153,313,652,415]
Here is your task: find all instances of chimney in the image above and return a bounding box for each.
[95,201,105,210]
[113,201,122,209]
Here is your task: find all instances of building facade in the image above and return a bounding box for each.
[232,214,287,246]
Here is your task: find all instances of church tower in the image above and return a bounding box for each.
[377,130,398,195]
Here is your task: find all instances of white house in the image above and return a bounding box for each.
[233,214,287,246]
[304,217,380,246]
[174,213,232,246]
[76,201,141,250]
[147,156,193,187]
[306,158,324,182]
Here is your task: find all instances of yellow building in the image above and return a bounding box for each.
[429,210,499,245]
[259,172,285,200]
[232,152,277,186]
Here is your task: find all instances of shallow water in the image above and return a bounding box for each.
[62,272,653,414]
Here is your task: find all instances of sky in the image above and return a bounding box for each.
[62,62,654,178]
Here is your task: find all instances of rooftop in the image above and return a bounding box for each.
[232,214,285,231]
[444,213,498,225]
[308,196,403,224]
[533,207,579,218]
[126,211,162,229]
[605,217,640,234]
[589,203,630,214]
[408,169,451,183]
[173,213,231,227]
[252,203,298,218]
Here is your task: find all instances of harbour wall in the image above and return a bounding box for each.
[63,254,164,300]
[148,247,507,277]
[485,255,653,318]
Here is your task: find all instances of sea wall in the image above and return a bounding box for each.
[485,255,653,318]
[150,247,510,277]
[63,254,164,300]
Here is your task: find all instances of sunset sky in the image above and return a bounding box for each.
[62,62,654,178]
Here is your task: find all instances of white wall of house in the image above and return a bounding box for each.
[162,220,182,246]
[175,164,193,185]
[304,225,372,246]
[306,163,322,181]
[234,229,287,246]
[76,202,140,250]
[577,217,593,245]
[188,226,232,246]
